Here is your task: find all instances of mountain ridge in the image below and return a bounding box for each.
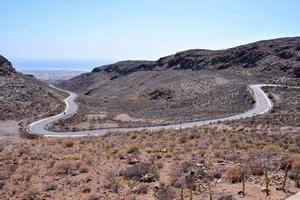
[86,37,300,79]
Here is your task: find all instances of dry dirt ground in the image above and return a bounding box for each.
[0,87,299,200]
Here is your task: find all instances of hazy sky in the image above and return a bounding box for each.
[1,0,300,62]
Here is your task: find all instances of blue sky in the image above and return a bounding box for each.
[0,0,300,69]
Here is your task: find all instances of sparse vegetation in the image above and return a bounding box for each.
[0,85,299,199]
[63,139,74,148]
[224,167,243,183]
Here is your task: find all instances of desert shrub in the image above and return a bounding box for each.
[82,186,91,193]
[106,147,118,157]
[64,139,74,148]
[62,154,80,160]
[22,188,40,200]
[170,161,209,188]
[250,162,264,176]
[18,146,31,157]
[15,167,34,182]
[267,92,274,99]
[151,146,163,153]
[79,166,89,173]
[55,161,77,175]
[155,160,164,169]
[178,135,187,144]
[224,167,243,183]
[280,157,293,170]
[130,133,137,140]
[104,171,120,193]
[262,144,282,158]
[212,168,225,179]
[197,149,206,157]
[127,144,139,154]
[44,183,57,191]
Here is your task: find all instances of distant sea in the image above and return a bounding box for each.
[11,59,114,72]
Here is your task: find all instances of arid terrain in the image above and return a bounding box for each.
[0,86,300,200]
[1,37,300,200]
[54,37,300,131]
[0,55,67,136]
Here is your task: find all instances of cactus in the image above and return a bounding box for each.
[264,170,270,196]
[242,172,245,196]
[207,182,212,200]
[180,188,184,200]
[281,167,288,191]
[189,187,193,200]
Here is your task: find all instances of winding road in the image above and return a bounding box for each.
[28,84,298,137]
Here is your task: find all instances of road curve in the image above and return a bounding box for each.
[28,84,298,137]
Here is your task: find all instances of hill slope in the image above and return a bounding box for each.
[57,37,300,130]
[63,37,300,90]
[0,55,66,121]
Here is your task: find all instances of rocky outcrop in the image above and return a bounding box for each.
[0,55,66,120]
[0,55,15,76]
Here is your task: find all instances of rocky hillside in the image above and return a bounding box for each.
[63,37,300,91]
[0,55,66,121]
[56,37,300,129]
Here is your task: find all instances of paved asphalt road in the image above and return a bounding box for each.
[29,84,290,137]
[286,192,300,200]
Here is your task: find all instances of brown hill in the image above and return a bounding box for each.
[56,37,300,130]
[63,37,300,91]
[0,55,66,121]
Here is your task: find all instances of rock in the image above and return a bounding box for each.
[0,181,5,190]
[140,173,156,182]
[82,186,91,193]
[217,194,236,200]
[165,154,172,158]
[120,162,159,182]
[294,67,300,77]
[71,172,79,176]
[132,185,148,194]
[0,56,15,76]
